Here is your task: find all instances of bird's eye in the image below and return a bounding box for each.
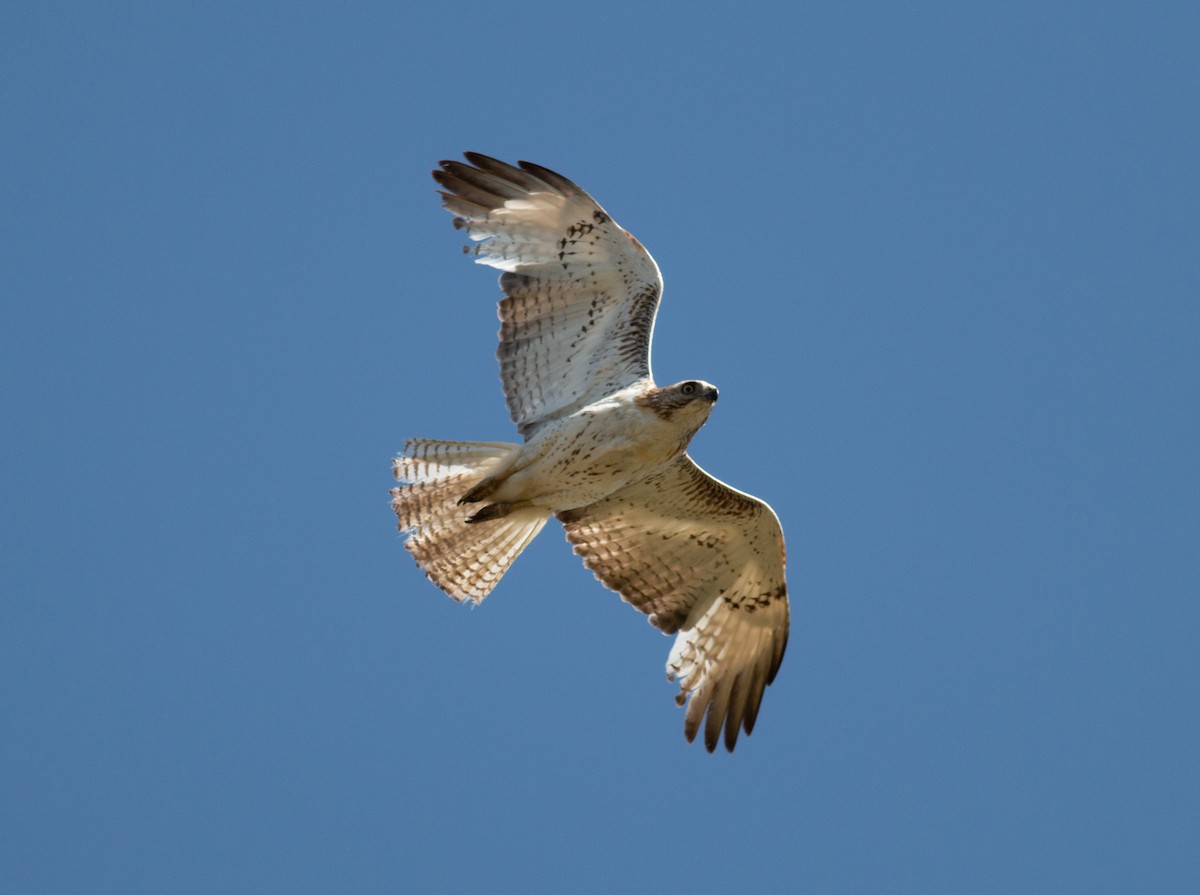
[681,382,697,396]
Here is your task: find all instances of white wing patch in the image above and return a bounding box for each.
[434,154,663,438]
[400,155,793,752]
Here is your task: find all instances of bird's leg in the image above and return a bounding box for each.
[465,500,532,524]
[458,475,501,505]
[458,448,538,504]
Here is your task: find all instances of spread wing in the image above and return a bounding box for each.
[433,153,664,439]
[557,456,789,752]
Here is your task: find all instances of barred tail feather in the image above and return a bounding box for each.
[391,439,547,603]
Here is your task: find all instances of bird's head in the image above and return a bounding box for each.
[639,379,720,430]
[675,379,719,405]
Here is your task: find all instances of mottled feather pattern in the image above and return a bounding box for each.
[434,154,662,439]
[396,155,791,752]
[559,456,788,751]
[497,273,660,435]
[392,439,548,603]
[670,591,789,752]
[393,439,518,490]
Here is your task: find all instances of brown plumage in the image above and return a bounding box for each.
[392,154,790,751]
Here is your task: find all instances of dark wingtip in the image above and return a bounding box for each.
[768,629,789,684]
[515,159,584,195]
[463,150,502,168]
[433,159,459,176]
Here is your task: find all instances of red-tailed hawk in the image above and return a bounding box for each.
[392,153,789,752]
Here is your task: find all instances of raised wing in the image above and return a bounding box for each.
[434,153,664,439]
[557,456,789,752]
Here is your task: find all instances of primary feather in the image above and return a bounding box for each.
[393,154,790,751]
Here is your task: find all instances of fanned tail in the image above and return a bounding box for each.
[391,439,547,602]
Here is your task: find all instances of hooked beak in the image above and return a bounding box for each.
[705,386,719,402]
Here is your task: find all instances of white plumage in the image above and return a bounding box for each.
[392,153,789,751]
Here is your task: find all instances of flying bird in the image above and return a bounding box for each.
[392,153,789,752]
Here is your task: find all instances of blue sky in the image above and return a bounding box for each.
[3,2,1198,892]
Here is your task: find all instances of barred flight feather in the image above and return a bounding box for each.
[393,154,792,752]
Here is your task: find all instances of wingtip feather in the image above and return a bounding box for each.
[517,159,585,196]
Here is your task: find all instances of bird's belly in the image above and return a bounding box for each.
[496,413,682,510]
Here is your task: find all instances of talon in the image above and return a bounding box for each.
[459,475,499,505]
[466,503,509,523]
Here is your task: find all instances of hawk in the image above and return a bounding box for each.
[392,153,789,752]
